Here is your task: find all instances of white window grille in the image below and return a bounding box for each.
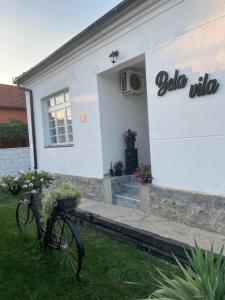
[47,90,73,145]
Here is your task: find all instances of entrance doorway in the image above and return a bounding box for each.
[98,55,150,175]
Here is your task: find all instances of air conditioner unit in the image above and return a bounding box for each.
[120,70,146,96]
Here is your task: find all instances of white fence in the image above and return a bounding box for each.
[0,147,31,176]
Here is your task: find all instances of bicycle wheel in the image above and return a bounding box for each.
[51,216,84,278]
[16,202,39,239]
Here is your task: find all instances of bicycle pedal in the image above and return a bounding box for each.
[32,254,42,261]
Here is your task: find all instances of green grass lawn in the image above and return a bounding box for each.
[0,192,177,300]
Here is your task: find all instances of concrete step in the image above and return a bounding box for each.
[77,199,225,260]
[113,192,140,209]
[128,175,138,184]
[121,182,139,196]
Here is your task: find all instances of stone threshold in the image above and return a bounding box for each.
[76,199,225,262]
[113,194,140,201]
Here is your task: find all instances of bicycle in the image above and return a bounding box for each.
[16,193,84,278]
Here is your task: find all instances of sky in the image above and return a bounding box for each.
[0,0,122,84]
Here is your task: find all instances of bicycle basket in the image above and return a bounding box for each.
[56,197,76,212]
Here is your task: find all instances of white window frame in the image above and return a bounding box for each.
[46,89,73,146]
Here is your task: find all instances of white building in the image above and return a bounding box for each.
[15,0,225,233]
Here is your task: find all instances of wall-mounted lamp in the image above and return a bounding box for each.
[109,50,119,65]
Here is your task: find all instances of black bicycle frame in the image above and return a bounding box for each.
[28,195,74,242]
[18,193,84,278]
[29,193,44,240]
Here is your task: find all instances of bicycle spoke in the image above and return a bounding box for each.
[59,220,66,246]
[51,217,82,277]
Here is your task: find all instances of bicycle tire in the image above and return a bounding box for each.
[16,202,39,239]
[51,215,84,278]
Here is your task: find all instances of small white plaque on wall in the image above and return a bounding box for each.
[80,113,87,123]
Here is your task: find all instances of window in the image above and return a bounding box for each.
[47,90,73,145]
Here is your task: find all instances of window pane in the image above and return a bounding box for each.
[55,94,64,105]
[68,125,73,134]
[66,107,71,117]
[49,111,56,120]
[58,126,65,135]
[68,134,73,142]
[51,136,57,144]
[49,120,56,129]
[49,112,56,135]
[65,91,70,102]
[66,107,72,126]
[58,135,66,143]
[48,97,55,107]
[56,109,65,126]
[50,128,57,136]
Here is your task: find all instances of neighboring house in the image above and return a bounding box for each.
[0,84,26,123]
[0,84,30,175]
[14,0,225,234]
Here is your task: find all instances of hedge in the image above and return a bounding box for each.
[0,119,29,142]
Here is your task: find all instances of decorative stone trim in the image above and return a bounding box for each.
[52,173,225,235]
[53,173,104,202]
[140,184,225,236]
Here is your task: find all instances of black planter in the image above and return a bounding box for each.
[125,149,138,174]
[56,197,76,211]
[139,176,153,184]
[115,169,122,176]
[126,139,135,150]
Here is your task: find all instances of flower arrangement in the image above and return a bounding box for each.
[123,129,137,143]
[134,164,153,184]
[0,174,22,195]
[41,182,81,222]
[0,169,54,196]
[114,161,123,176]
[123,129,137,150]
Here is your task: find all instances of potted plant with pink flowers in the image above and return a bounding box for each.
[123,129,137,150]
[134,164,153,184]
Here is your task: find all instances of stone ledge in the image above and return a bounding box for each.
[77,199,225,258]
[140,184,225,235]
[75,208,191,263]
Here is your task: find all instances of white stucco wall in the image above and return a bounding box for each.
[25,72,103,178]
[146,14,225,195]
[23,0,225,194]
[98,71,150,174]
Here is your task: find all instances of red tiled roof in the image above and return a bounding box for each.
[0,84,26,108]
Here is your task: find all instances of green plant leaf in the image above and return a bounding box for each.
[145,243,225,300]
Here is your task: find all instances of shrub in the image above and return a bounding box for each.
[41,182,81,222]
[0,119,28,142]
[114,161,123,171]
[146,242,225,300]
